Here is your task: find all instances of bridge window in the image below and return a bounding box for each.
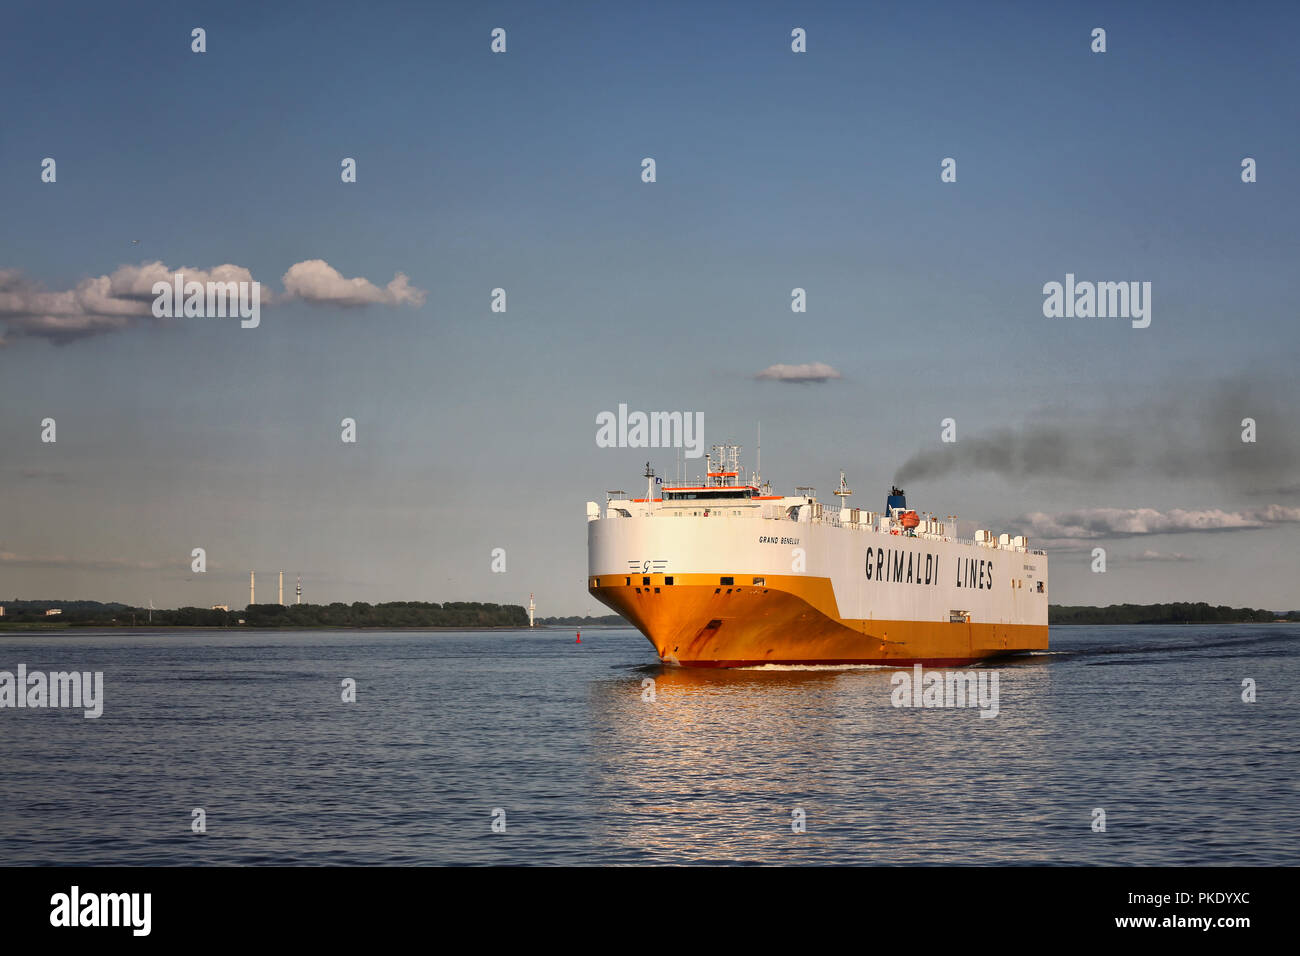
[720,576,734,586]
[664,489,753,501]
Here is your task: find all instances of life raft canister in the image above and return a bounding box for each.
[900,510,921,529]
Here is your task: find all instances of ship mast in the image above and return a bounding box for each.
[834,471,852,500]
[707,443,741,487]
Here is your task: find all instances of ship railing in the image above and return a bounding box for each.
[757,504,847,527]
[751,506,1047,553]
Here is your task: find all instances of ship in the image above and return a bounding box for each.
[587,443,1048,667]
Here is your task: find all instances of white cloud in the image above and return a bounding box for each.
[281,259,425,307]
[1135,549,1195,562]
[755,362,842,383]
[0,259,426,344]
[1016,504,1300,547]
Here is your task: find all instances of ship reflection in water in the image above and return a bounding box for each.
[585,655,1057,865]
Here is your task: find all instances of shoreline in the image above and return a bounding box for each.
[1,620,1296,634]
[0,624,577,633]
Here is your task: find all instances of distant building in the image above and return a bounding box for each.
[0,605,5,617]
[211,604,229,611]
[44,608,62,616]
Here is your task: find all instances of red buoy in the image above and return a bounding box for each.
[575,630,581,644]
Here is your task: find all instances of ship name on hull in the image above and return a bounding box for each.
[865,547,996,590]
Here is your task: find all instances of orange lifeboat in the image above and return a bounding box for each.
[899,510,921,529]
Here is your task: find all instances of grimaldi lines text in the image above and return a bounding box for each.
[586,444,1048,667]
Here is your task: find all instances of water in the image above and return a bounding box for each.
[0,625,1295,865]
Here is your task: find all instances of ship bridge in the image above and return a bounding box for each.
[608,444,783,517]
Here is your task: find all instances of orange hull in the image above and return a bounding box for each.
[589,573,1048,667]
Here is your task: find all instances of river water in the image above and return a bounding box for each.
[0,624,1295,864]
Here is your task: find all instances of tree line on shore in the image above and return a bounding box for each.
[1049,603,1299,625]
[535,614,626,627]
[0,600,527,628]
[3,599,1297,629]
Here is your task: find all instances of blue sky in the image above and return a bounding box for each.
[2,0,1298,612]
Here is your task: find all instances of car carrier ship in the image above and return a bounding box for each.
[587,444,1048,667]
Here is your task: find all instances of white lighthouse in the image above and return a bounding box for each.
[528,593,536,627]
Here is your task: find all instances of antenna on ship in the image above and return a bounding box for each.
[708,443,741,488]
[756,422,761,485]
[834,470,852,500]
